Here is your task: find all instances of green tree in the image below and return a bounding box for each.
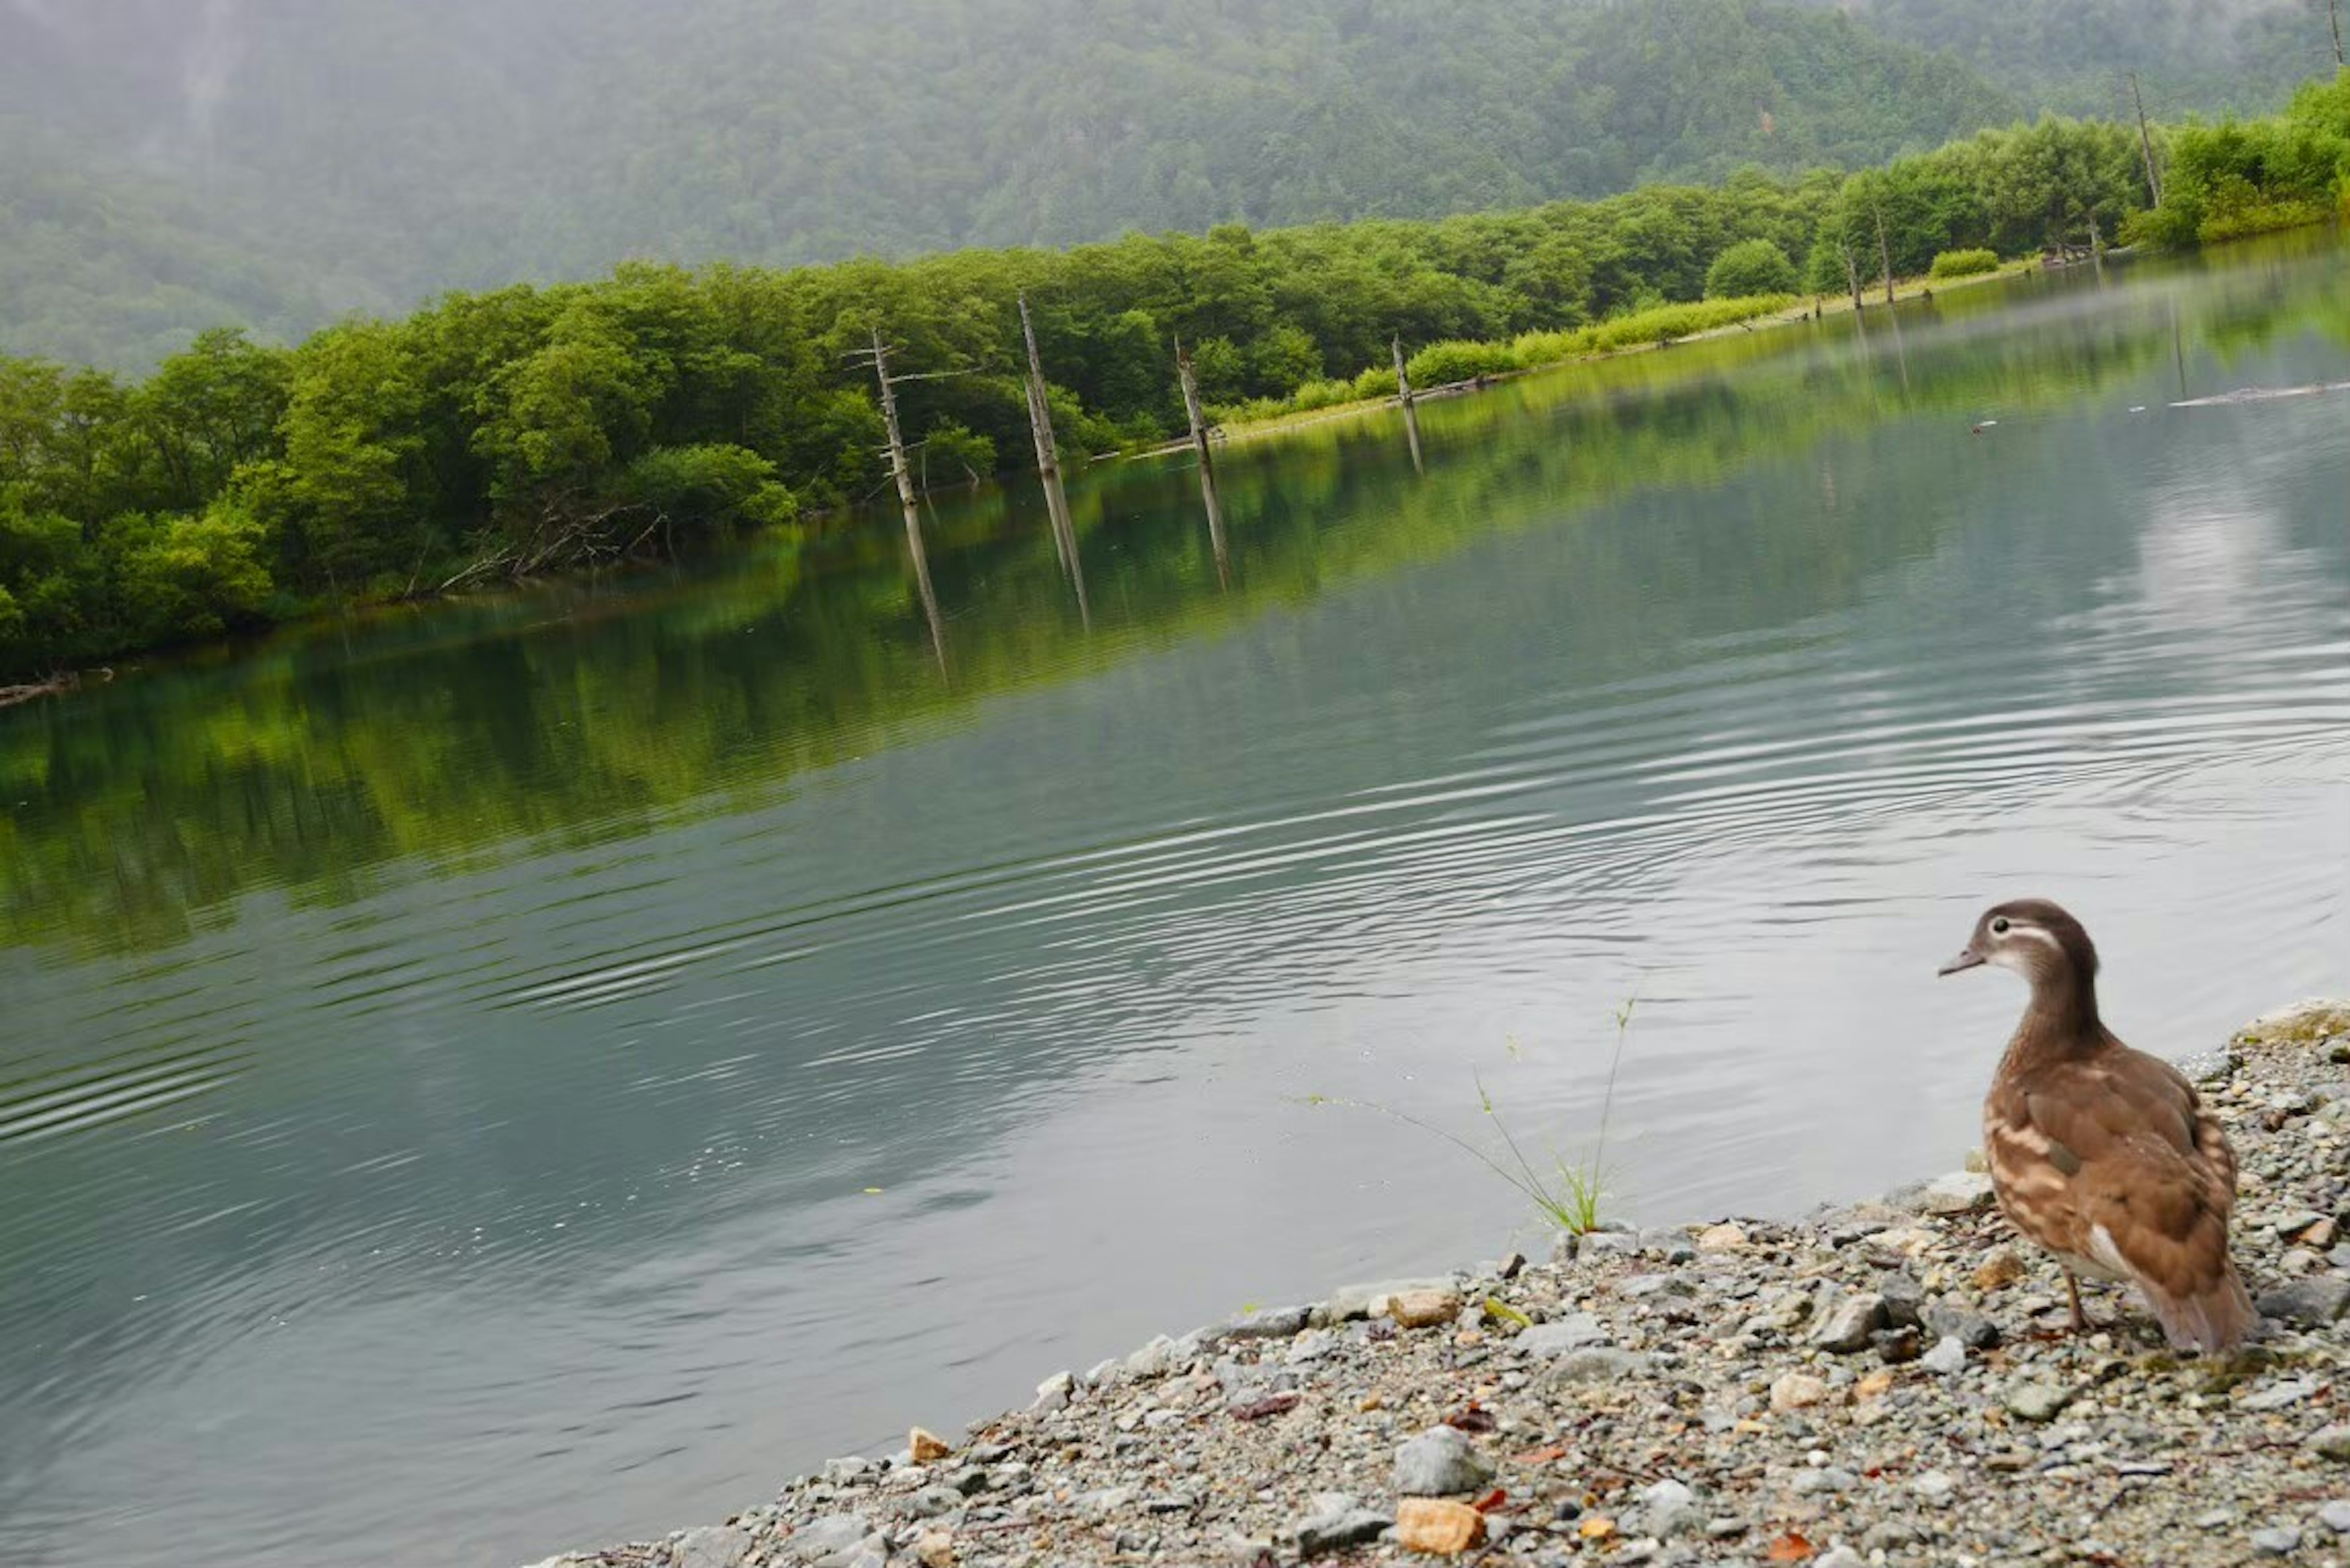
[1704,238,1799,297]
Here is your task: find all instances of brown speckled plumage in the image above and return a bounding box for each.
[1941,898,2251,1353]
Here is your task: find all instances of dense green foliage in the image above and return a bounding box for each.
[2128,73,2350,243]
[8,0,2332,373]
[1930,248,2004,278]
[7,69,2348,681]
[1707,240,1804,297]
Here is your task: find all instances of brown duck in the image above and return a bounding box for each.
[1939,898,2253,1352]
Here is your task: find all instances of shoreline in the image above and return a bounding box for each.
[527,998,2350,1568]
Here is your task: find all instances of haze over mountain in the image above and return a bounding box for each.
[1,0,2332,368]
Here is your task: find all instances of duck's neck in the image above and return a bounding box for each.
[2008,967,2104,1062]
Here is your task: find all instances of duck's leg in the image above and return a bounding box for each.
[2064,1270,2099,1333]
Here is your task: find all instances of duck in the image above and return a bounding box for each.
[1938,898,2252,1352]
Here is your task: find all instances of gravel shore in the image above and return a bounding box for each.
[528,1000,2350,1568]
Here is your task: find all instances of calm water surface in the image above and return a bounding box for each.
[3,240,2347,1567]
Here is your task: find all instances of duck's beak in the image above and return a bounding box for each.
[1938,947,1986,977]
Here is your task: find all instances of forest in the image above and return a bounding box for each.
[4,70,2347,682]
[2,0,2334,372]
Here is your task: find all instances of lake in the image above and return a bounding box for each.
[2,236,2345,1568]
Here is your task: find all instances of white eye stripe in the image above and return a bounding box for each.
[2006,925,2063,951]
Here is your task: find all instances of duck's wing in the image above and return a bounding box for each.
[1996,1048,2249,1353]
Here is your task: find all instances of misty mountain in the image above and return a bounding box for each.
[1,0,2331,368]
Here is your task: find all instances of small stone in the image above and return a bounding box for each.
[2243,1378,2318,1413]
[2308,1425,2350,1462]
[1922,1304,2001,1349]
[822,1456,876,1486]
[1810,1291,1887,1353]
[1326,1278,1459,1320]
[1792,1466,1857,1495]
[1769,1373,1830,1413]
[1548,1347,1649,1384]
[1815,1545,1866,1566]
[781,1517,873,1565]
[1911,1470,1956,1506]
[1393,1426,1498,1496]
[1872,1326,1922,1364]
[674,1525,752,1568]
[1698,1222,1748,1251]
[1638,1479,1699,1538]
[2251,1525,2303,1556]
[1517,1314,1608,1356]
[1394,1498,1486,1556]
[1876,1274,1925,1328]
[2307,1217,2341,1249]
[907,1487,964,1520]
[1225,1305,1311,1340]
[1855,1370,1895,1400]
[909,1427,952,1464]
[1297,1504,1392,1559]
[913,1529,955,1568]
[2323,1501,2350,1534]
[2259,1277,2350,1326]
[1032,1371,1075,1412]
[1124,1337,1180,1379]
[1972,1249,2026,1291]
[1389,1290,1466,1329]
[2004,1376,2073,1423]
[1919,1172,1996,1215]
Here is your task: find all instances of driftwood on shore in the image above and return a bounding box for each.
[0,670,90,710]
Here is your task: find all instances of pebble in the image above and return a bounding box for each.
[1516,1313,1607,1356]
[2241,1378,2317,1412]
[1769,1372,1830,1412]
[1225,1305,1311,1341]
[1392,1498,1484,1555]
[2251,1525,2303,1556]
[2323,1501,2350,1534]
[1392,1427,1496,1496]
[1637,1478,1698,1538]
[1917,1171,1996,1214]
[1386,1290,1464,1329]
[2308,1425,2350,1462]
[2258,1277,2350,1325]
[1295,1499,1390,1559]
[2003,1376,2073,1424]
[1921,1334,1968,1375]
[1809,1291,1887,1353]
[674,1525,752,1568]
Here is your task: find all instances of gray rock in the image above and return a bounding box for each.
[1392,1426,1498,1496]
[1810,1291,1887,1353]
[1871,1326,1922,1364]
[1577,1231,1646,1260]
[2322,1501,2350,1534]
[2252,1525,2303,1556]
[2309,1425,2350,1462]
[1223,1305,1310,1341]
[1083,1357,1122,1387]
[2004,1376,2074,1423]
[1324,1277,1460,1321]
[1518,1314,1609,1356]
[1548,1347,1651,1384]
[1877,1274,1925,1329]
[2244,1378,2319,1413]
[1619,1272,1691,1299]
[906,1486,964,1520]
[1032,1370,1076,1412]
[944,1465,991,1496]
[1922,1335,1968,1376]
[1815,1547,1867,1567]
[674,1525,752,1568]
[2259,1277,2350,1326]
[1915,1171,1996,1215]
[1124,1336,1181,1379]
[1922,1304,2001,1349]
[1638,1478,1699,1538]
[1296,1503,1393,1559]
[780,1517,873,1564]
[1791,1466,1857,1496]
[1911,1470,1956,1506]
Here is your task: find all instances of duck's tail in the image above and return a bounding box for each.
[2144,1259,2255,1354]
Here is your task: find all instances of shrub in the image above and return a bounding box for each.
[1930,248,1999,279]
[625,444,798,533]
[1350,366,1400,400]
[1289,377,1357,413]
[1704,239,1799,299]
[1406,339,1520,387]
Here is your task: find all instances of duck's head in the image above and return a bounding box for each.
[1938,898,2100,987]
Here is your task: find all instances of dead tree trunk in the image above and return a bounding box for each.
[1872,203,1896,307]
[1175,338,1231,589]
[2130,73,2165,209]
[1018,293,1078,576]
[1392,337,1415,408]
[2332,0,2346,67]
[865,328,920,514]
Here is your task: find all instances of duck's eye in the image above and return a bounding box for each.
[1990,917,2012,936]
